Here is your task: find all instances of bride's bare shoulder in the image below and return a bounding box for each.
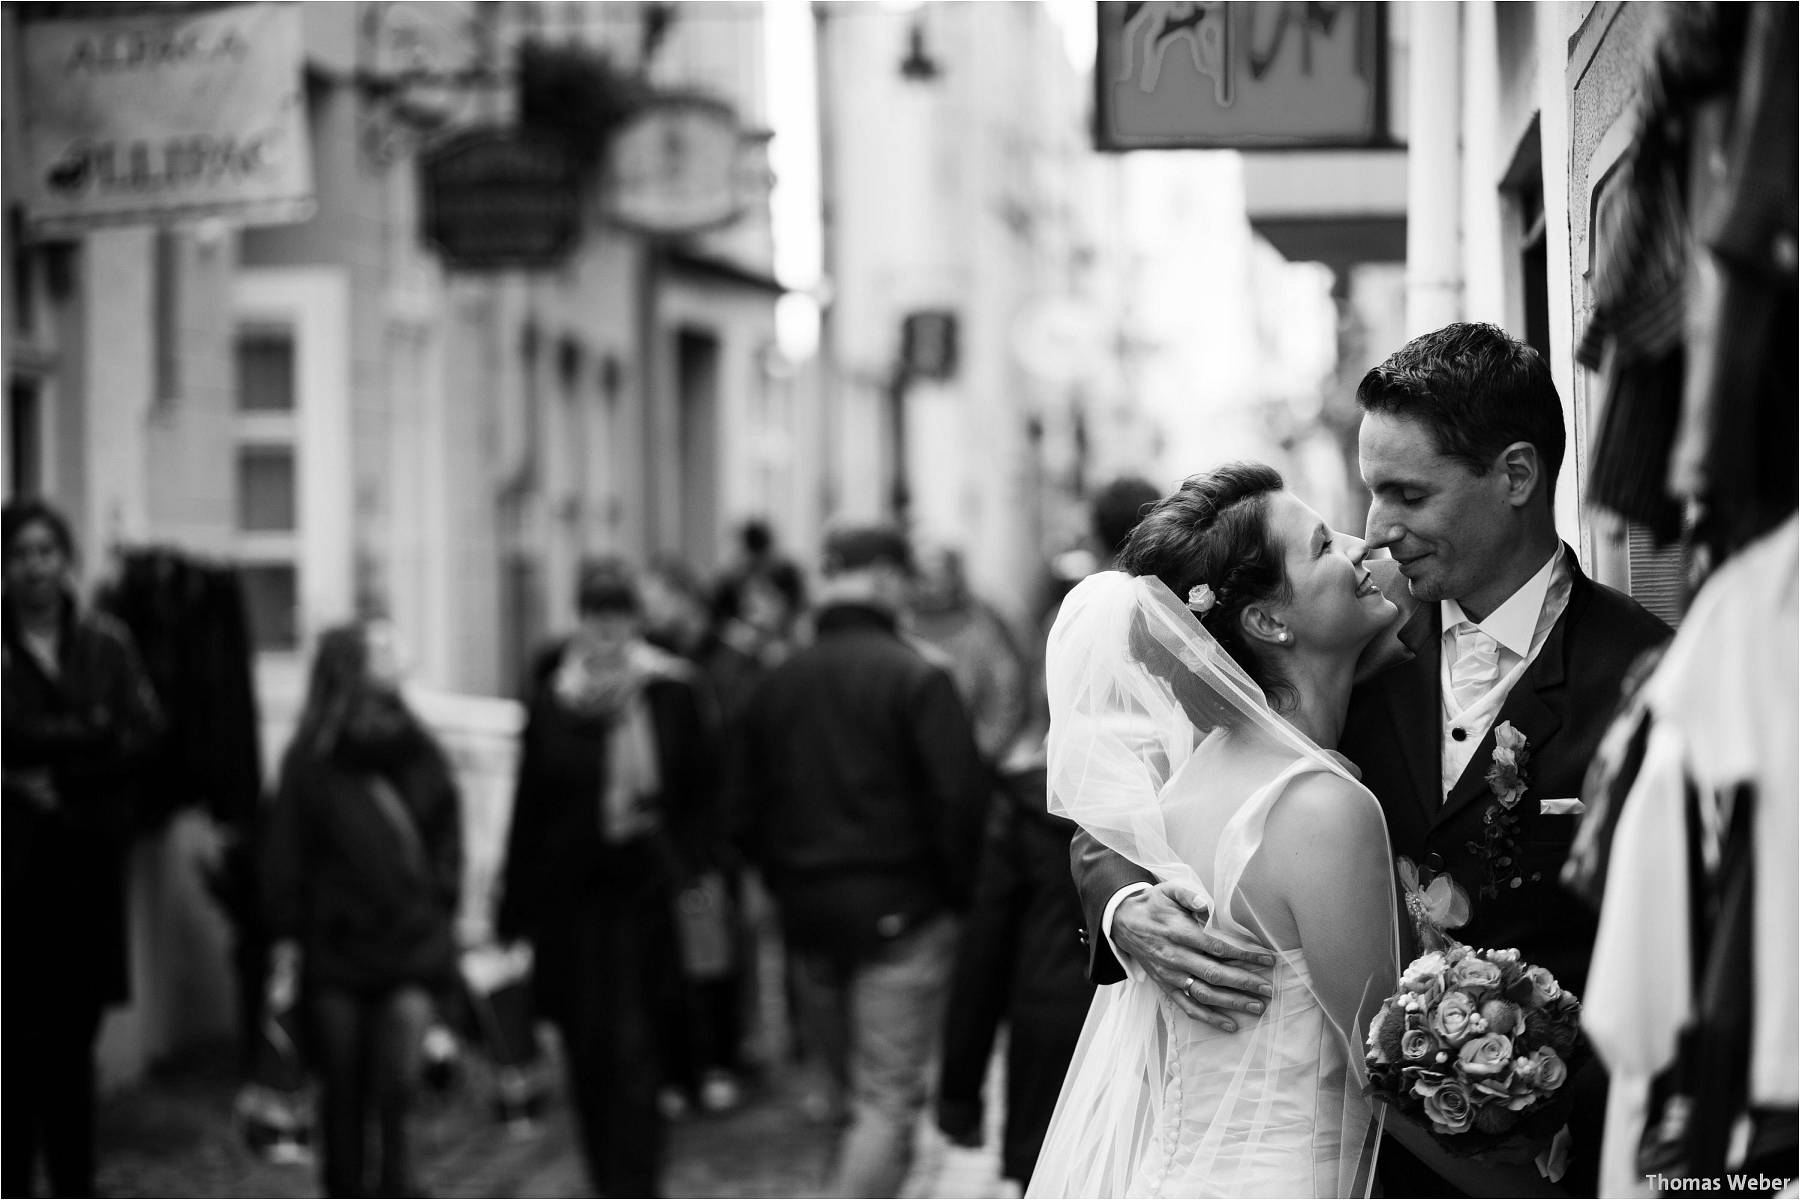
[1264,768,1386,854]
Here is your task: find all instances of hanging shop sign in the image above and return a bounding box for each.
[901,310,960,382]
[604,95,752,236]
[18,2,315,234]
[1095,1,1389,150]
[419,129,582,269]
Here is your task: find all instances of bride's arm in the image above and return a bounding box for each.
[1260,773,1397,1049]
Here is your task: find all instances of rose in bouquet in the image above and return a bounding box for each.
[1365,942,1585,1153]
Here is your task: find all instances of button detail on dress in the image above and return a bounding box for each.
[1451,727,1468,742]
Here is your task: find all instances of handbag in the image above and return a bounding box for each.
[674,870,736,980]
[460,943,551,1130]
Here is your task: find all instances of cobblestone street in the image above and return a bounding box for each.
[94,1038,1013,1199]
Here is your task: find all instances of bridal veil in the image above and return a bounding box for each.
[1028,571,1395,1199]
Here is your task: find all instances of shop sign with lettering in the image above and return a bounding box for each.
[419,130,582,269]
[1095,1,1390,150]
[18,2,315,233]
[605,96,752,237]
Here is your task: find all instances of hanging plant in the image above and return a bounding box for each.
[516,41,653,169]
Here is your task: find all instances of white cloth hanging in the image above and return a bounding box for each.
[1583,515,1798,1196]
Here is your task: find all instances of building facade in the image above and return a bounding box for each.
[812,1,1346,627]
[2,0,802,1086]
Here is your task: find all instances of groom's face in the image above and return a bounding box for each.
[1357,412,1513,606]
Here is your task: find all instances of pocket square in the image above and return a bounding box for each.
[1539,797,1586,816]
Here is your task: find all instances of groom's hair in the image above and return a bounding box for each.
[1115,462,1296,711]
[1356,322,1565,498]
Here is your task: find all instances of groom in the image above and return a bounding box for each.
[1070,323,1670,1196]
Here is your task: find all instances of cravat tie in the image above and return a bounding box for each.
[1449,622,1502,713]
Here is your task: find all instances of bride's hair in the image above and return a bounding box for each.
[1115,462,1295,709]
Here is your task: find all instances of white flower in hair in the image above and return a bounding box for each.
[1186,583,1217,614]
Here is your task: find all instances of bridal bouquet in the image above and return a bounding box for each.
[1365,944,1584,1149]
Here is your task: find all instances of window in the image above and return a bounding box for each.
[233,326,302,650]
[1516,174,1550,367]
[236,329,297,412]
[1502,119,1552,370]
[676,328,721,567]
[240,564,300,651]
[235,445,298,531]
[7,379,43,499]
[9,207,35,335]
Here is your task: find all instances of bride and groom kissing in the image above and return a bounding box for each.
[1029,322,1670,1199]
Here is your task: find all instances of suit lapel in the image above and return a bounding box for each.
[1382,599,1443,829]
[1433,563,1586,832]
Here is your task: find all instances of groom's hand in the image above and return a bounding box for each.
[1110,883,1276,1032]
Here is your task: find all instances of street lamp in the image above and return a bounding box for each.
[899,18,940,81]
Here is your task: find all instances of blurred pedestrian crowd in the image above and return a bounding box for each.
[2,490,1159,1199]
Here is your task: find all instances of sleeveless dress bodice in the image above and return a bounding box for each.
[1030,753,1386,1199]
[1126,956,1360,1198]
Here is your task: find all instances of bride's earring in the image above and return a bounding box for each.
[1277,630,1291,644]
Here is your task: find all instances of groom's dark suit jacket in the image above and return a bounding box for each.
[1068,548,1669,1195]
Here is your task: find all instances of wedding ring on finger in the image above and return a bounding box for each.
[1181,975,1199,1001]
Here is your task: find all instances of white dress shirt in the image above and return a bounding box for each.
[1437,546,1572,797]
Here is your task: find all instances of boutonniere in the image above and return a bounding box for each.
[1396,856,1471,953]
[1467,721,1540,899]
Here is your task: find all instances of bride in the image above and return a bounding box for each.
[1027,463,1401,1199]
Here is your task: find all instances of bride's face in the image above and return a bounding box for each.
[1265,491,1397,652]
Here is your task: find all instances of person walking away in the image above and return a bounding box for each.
[718,558,808,671]
[934,475,1155,1187]
[707,560,809,1081]
[1025,477,1162,733]
[260,620,462,1198]
[2,499,164,1198]
[935,601,1097,1191]
[496,559,712,1197]
[734,524,991,1197]
[641,555,748,1115]
[910,544,1029,765]
[933,478,1161,1183]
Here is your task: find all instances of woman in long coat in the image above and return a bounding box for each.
[2,499,163,1197]
[497,558,712,1198]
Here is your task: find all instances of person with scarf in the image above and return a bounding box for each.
[496,558,713,1197]
[2,499,164,1197]
[260,620,462,1198]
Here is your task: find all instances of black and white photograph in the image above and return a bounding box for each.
[1,2,1793,1197]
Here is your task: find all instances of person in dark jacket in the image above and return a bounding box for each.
[495,558,713,1197]
[261,620,462,1198]
[2,499,164,1198]
[640,556,760,1114]
[735,523,990,1197]
[910,543,1029,765]
[935,758,1095,1189]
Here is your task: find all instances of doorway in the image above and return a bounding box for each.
[675,327,721,569]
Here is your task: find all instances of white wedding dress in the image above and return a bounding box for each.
[1026,573,1395,1200]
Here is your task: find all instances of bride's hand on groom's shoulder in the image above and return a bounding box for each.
[1111,883,1277,1033]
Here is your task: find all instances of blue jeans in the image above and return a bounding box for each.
[790,914,958,1198]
